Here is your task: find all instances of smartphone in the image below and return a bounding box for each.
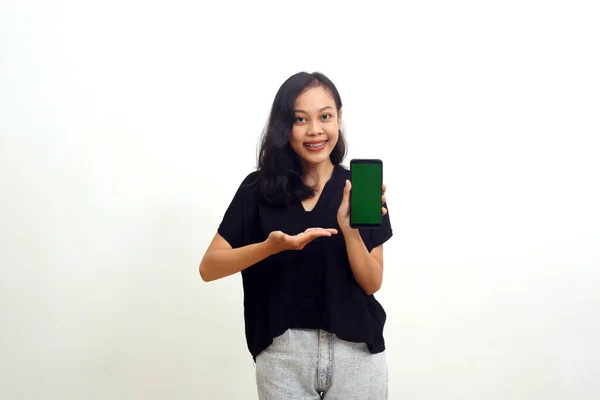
[350,159,383,229]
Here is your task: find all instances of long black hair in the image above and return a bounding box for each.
[257,72,347,206]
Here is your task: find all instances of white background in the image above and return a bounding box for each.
[1,0,599,398]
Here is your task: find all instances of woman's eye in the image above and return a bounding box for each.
[295,117,306,123]
[321,114,331,120]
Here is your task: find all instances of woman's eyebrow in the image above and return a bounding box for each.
[294,106,334,114]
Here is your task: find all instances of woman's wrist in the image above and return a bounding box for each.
[262,237,280,257]
[341,225,360,240]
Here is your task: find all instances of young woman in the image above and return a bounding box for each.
[199,72,393,399]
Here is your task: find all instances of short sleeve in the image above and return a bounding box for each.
[217,172,258,249]
[359,201,393,253]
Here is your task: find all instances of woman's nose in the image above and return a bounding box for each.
[308,120,324,135]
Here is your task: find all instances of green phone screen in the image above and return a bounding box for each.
[350,161,382,227]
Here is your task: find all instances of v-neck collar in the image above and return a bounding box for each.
[298,164,342,213]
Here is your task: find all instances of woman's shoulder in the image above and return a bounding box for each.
[240,170,260,186]
[224,170,260,209]
[335,163,350,179]
[234,170,259,195]
[229,170,260,203]
[337,163,350,173]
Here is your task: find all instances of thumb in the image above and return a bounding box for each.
[342,179,351,205]
[273,230,286,241]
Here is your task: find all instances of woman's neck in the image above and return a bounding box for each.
[302,160,335,190]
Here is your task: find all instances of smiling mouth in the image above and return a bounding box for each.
[304,140,328,149]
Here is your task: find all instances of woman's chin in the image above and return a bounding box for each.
[301,152,332,166]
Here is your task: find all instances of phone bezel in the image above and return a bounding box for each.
[349,158,383,229]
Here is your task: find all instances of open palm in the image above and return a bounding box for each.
[267,227,338,253]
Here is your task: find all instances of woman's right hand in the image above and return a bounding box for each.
[266,227,338,254]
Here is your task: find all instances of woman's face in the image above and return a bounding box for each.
[290,86,341,167]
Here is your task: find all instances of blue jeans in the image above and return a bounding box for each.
[255,328,388,399]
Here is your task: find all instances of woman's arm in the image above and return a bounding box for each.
[336,179,387,295]
[199,233,275,282]
[200,228,338,282]
[343,228,384,295]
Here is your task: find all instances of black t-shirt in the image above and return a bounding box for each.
[217,164,393,361]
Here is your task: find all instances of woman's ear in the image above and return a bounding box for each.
[338,108,343,124]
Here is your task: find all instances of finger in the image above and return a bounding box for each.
[382,194,387,204]
[305,229,336,241]
[382,207,387,216]
[305,227,336,234]
[309,229,333,238]
[342,180,351,205]
[382,183,387,193]
[305,227,328,233]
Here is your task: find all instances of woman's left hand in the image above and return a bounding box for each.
[337,180,387,233]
